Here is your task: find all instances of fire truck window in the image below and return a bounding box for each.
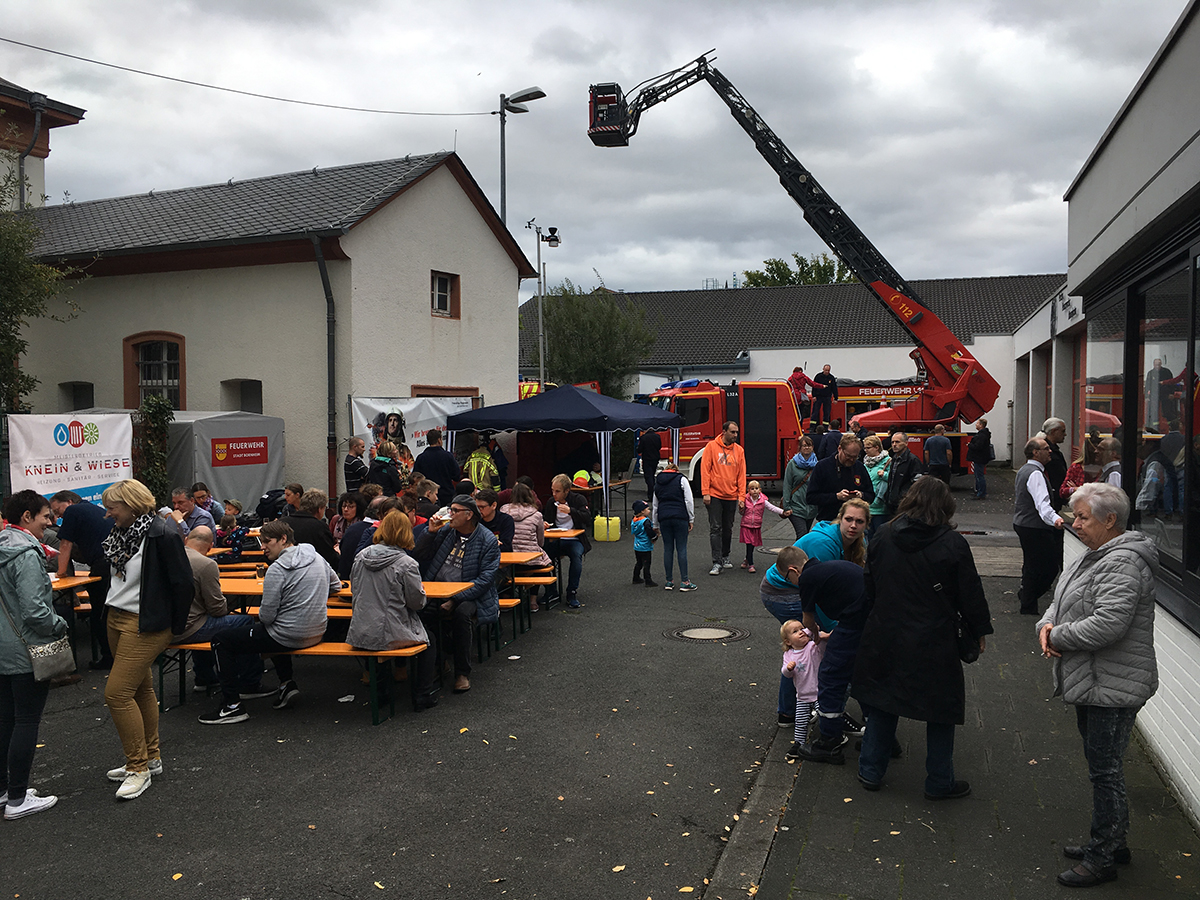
[675,397,710,427]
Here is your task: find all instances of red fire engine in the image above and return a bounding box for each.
[591,54,1004,474]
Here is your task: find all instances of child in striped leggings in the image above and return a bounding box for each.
[780,619,828,760]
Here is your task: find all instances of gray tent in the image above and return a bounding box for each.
[79,408,285,509]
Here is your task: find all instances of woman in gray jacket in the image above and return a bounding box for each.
[1,491,69,819]
[1036,483,1157,888]
[348,510,436,709]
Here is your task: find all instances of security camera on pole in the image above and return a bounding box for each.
[525,219,561,391]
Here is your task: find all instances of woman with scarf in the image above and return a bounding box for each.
[781,434,820,539]
[0,491,69,819]
[100,480,192,801]
[862,435,891,539]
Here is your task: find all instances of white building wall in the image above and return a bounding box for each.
[341,165,520,407]
[21,261,335,490]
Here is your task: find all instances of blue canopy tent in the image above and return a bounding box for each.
[445,384,682,515]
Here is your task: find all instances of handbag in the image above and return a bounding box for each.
[0,595,76,682]
[956,613,980,664]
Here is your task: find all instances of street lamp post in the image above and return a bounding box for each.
[496,86,546,225]
[525,219,561,390]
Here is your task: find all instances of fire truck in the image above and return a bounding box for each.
[648,376,934,485]
[590,54,1003,474]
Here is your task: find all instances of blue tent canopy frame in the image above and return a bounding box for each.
[445,385,682,515]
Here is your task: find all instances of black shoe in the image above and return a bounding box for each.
[273,680,300,710]
[925,780,971,800]
[632,576,644,584]
[1063,846,1131,865]
[1019,607,1039,616]
[644,578,658,588]
[785,741,804,761]
[1057,864,1118,888]
[88,657,114,671]
[841,713,866,737]
[796,736,845,765]
[777,713,795,727]
[414,692,440,711]
[857,774,881,791]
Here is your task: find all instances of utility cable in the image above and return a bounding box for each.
[0,35,492,116]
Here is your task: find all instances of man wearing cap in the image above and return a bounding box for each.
[414,494,501,694]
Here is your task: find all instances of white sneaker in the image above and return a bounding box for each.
[709,564,722,576]
[115,770,152,801]
[107,758,164,782]
[721,558,733,569]
[4,789,58,819]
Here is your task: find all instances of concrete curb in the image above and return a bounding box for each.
[706,722,798,899]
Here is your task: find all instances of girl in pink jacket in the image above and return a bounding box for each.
[739,481,786,572]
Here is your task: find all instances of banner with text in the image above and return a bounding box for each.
[8,413,134,504]
[349,397,475,455]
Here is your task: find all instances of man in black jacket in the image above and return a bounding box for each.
[884,432,923,515]
[413,429,462,507]
[807,433,874,521]
[637,430,663,497]
[284,489,339,570]
[1041,417,1069,511]
[812,364,838,429]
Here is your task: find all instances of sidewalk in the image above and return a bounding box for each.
[749,476,1200,899]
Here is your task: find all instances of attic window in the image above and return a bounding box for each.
[431,271,460,319]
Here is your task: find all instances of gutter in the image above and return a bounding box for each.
[17,93,45,208]
[310,234,342,499]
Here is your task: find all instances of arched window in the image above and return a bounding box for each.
[123,331,186,409]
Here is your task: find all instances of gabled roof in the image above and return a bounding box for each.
[518,274,1065,368]
[29,152,536,277]
[0,76,86,126]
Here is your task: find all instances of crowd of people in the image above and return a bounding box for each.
[0,411,1161,887]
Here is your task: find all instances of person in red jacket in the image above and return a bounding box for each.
[701,421,747,576]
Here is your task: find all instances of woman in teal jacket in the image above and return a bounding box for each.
[862,435,891,538]
[0,490,69,820]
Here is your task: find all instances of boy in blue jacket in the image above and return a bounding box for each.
[630,500,658,588]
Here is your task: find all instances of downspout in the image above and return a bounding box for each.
[311,235,338,499]
[18,93,46,209]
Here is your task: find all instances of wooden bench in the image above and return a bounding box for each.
[513,575,556,619]
[157,639,428,725]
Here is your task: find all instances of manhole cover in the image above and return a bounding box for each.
[665,625,751,644]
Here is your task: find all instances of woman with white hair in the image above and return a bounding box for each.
[1038,417,1069,507]
[1036,482,1157,888]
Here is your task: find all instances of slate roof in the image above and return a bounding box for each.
[518,274,1065,368]
[29,152,454,259]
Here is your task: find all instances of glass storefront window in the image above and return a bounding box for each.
[1070,301,1125,498]
[1130,268,1189,563]
[1189,257,1200,574]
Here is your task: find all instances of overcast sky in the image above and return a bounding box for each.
[2,0,1189,302]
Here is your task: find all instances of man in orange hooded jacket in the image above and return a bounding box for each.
[700,421,747,576]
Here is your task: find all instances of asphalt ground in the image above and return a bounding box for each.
[6,469,1198,900]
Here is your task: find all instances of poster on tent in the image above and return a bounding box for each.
[349,397,475,454]
[7,413,134,504]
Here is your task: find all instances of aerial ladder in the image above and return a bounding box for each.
[588,53,1001,429]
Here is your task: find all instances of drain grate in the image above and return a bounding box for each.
[665,625,751,644]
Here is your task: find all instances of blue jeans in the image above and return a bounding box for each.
[659,518,690,582]
[815,624,863,740]
[188,614,256,686]
[859,705,956,794]
[1076,705,1140,871]
[974,463,987,498]
[762,594,806,716]
[549,539,584,596]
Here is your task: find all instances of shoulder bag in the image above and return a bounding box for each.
[0,596,75,681]
[956,614,980,664]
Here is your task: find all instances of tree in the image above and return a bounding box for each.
[0,119,77,411]
[532,278,656,400]
[742,251,855,287]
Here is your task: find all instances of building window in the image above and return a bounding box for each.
[123,331,186,410]
[1129,267,1189,565]
[431,271,460,318]
[59,381,94,411]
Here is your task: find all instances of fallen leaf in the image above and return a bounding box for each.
[337,694,354,703]
[308,825,316,830]
[679,888,694,893]
[647,791,655,795]
[483,740,489,745]
[733,814,739,821]
[374,882,385,889]
[1028,759,1038,765]
[460,728,469,734]
[844,798,853,803]
[509,735,517,740]
[890,830,900,835]
[172,874,182,881]
[557,795,565,801]
[682,832,690,836]
[713,788,720,793]
[612,865,626,872]
[156,833,163,838]
[35,743,45,748]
